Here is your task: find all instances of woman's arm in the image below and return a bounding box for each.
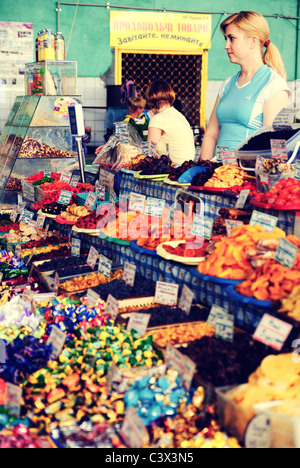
[200,97,221,160]
[147,126,163,145]
[263,91,289,126]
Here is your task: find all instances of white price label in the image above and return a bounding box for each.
[127,313,151,336]
[129,193,146,213]
[60,170,72,183]
[295,161,300,180]
[10,210,18,223]
[87,246,99,269]
[46,325,67,359]
[275,237,298,268]
[250,210,278,232]
[84,191,97,211]
[245,414,272,449]
[99,169,114,189]
[215,311,234,342]
[270,139,288,159]
[58,190,73,205]
[253,313,293,351]
[86,289,101,307]
[225,219,244,237]
[95,181,106,200]
[221,150,238,166]
[98,254,112,278]
[5,383,22,418]
[207,304,228,327]
[104,294,119,321]
[155,281,179,306]
[70,174,80,188]
[235,189,250,209]
[178,285,194,316]
[22,180,35,201]
[216,145,229,162]
[71,238,81,257]
[123,262,136,286]
[120,407,150,448]
[36,214,46,230]
[144,198,165,217]
[165,343,196,390]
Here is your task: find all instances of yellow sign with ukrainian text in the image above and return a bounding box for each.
[110,11,211,50]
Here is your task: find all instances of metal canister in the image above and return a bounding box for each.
[54,32,65,61]
[43,29,55,60]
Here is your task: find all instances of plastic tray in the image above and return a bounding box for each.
[55,214,77,225]
[133,171,169,180]
[121,168,137,175]
[38,209,58,219]
[251,199,300,211]
[156,240,206,266]
[130,240,159,257]
[71,225,100,236]
[192,269,243,286]
[163,177,190,187]
[98,232,131,245]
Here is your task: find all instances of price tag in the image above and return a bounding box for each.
[250,210,278,232]
[10,210,18,223]
[104,294,119,321]
[225,219,244,237]
[178,285,194,316]
[129,193,146,213]
[221,150,238,166]
[98,254,112,278]
[120,407,150,448]
[271,139,288,159]
[84,191,97,211]
[191,214,213,239]
[295,161,300,180]
[99,169,114,190]
[17,201,26,214]
[95,181,106,200]
[127,313,151,336]
[206,304,227,326]
[71,238,81,257]
[46,325,67,359]
[215,311,234,342]
[86,289,101,307]
[215,145,229,162]
[22,288,35,314]
[5,382,22,418]
[28,218,37,229]
[19,209,34,224]
[0,338,6,364]
[36,214,46,230]
[235,189,250,209]
[255,155,265,171]
[58,190,73,205]
[43,170,52,178]
[155,281,179,306]
[53,272,60,293]
[123,262,136,286]
[141,141,150,155]
[87,246,99,269]
[21,180,35,201]
[60,170,72,184]
[144,198,165,217]
[70,174,80,188]
[165,344,196,390]
[275,237,298,268]
[253,313,293,351]
[244,414,272,449]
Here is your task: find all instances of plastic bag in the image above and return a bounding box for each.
[92,122,143,172]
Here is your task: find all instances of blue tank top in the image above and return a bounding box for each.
[216,65,273,151]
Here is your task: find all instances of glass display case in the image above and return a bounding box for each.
[0,94,82,209]
[25,61,77,96]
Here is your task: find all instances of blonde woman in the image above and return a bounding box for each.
[201,10,292,160]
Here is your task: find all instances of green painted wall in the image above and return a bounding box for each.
[0,0,299,81]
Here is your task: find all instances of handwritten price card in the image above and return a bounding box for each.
[46,326,66,359]
[215,310,234,342]
[126,313,151,337]
[250,210,278,232]
[58,190,73,205]
[98,254,112,278]
[221,150,238,166]
[60,170,72,184]
[84,191,97,211]
[129,193,146,213]
[271,139,287,159]
[275,237,298,268]
[253,313,293,351]
[87,246,99,269]
[104,294,119,321]
[178,285,194,315]
[71,238,81,257]
[123,262,136,286]
[120,407,149,448]
[165,344,196,390]
[155,281,179,306]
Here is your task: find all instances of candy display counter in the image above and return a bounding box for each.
[0,95,81,209]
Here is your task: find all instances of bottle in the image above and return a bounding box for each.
[55,32,65,61]
[44,29,55,60]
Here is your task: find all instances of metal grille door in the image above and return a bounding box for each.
[116,50,207,128]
